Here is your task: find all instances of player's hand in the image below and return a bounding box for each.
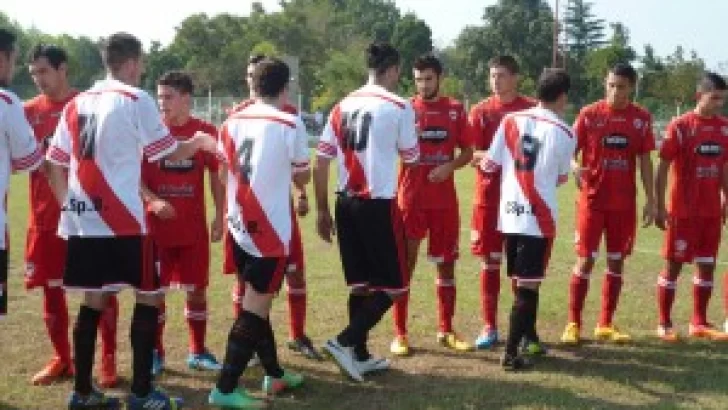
[316,212,335,243]
[642,200,657,228]
[655,207,669,231]
[428,163,454,184]
[296,196,310,217]
[572,167,587,190]
[149,199,176,220]
[470,151,485,167]
[194,131,217,153]
[210,216,223,242]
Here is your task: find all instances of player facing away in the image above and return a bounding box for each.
[314,42,419,382]
[390,53,474,356]
[224,55,321,361]
[46,32,217,410]
[209,57,310,409]
[24,44,120,387]
[140,71,225,375]
[468,56,536,349]
[481,69,576,370]
[561,63,657,345]
[0,30,44,320]
[655,72,728,342]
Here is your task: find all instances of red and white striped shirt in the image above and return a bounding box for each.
[47,78,177,238]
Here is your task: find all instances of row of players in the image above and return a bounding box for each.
[1,27,728,408]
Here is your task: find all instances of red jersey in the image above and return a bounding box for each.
[575,100,655,211]
[659,111,728,219]
[142,117,219,247]
[468,95,536,207]
[229,99,298,116]
[398,96,472,210]
[24,92,78,232]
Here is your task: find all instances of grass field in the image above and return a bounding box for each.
[2,168,728,410]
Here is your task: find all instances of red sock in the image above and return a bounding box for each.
[568,270,590,327]
[392,290,409,337]
[599,271,623,327]
[156,302,166,356]
[100,294,118,357]
[479,268,500,332]
[287,285,307,340]
[692,272,713,326]
[436,278,456,333]
[185,300,207,354]
[232,281,244,319]
[657,271,678,326]
[43,285,71,362]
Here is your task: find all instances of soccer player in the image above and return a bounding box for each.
[46,32,216,409]
[224,54,320,360]
[24,43,120,387]
[390,53,474,356]
[209,57,309,409]
[655,72,728,342]
[0,30,44,320]
[481,69,575,370]
[561,63,656,345]
[141,71,225,375]
[468,56,536,349]
[314,42,419,382]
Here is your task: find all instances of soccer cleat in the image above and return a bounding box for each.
[437,332,474,352]
[287,335,324,361]
[32,356,73,385]
[521,340,548,356]
[98,354,117,388]
[501,353,533,371]
[560,322,581,345]
[68,388,121,409]
[322,338,364,382]
[248,353,260,368]
[594,325,631,343]
[724,319,728,334]
[187,350,222,371]
[127,388,183,410]
[389,335,410,356]
[262,369,304,396]
[355,356,391,374]
[688,323,728,341]
[657,325,679,343]
[475,328,499,350]
[152,349,165,377]
[208,387,268,409]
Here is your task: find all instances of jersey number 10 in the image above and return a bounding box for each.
[340,110,372,152]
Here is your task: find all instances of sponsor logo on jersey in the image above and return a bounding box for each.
[419,126,449,142]
[505,201,538,217]
[696,141,722,156]
[158,184,195,198]
[603,135,629,149]
[161,158,195,172]
[62,196,104,216]
[696,164,719,178]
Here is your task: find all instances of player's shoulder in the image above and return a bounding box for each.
[470,96,495,113]
[0,88,20,107]
[189,116,218,134]
[628,102,652,119]
[516,95,538,108]
[23,94,46,111]
[442,96,465,110]
[579,100,604,115]
[349,85,408,110]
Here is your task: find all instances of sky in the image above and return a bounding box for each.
[2,0,726,70]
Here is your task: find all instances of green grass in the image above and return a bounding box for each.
[2,169,728,410]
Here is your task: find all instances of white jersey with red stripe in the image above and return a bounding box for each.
[317,84,419,199]
[0,89,43,249]
[47,78,178,238]
[483,106,576,238]
[218,102,310,258]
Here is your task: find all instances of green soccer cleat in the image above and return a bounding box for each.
[262,369,305,395]
[208,387,268,409]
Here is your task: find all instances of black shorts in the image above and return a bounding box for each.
[64,236,159,293]
[334,195,408,293]
[504,234,553,283]
[0,250,8,317]
[230,233,286,294]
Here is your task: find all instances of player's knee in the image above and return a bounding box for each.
[135,291,164,307]
[576,257,595,273]
[349,285,369,296]
[437,262,456,280]
[286,272,306,289]
[187,288,207,303]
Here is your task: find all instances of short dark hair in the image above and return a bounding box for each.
[609,62,638,85]
[367,42,400,75]
[488,55,519,75]
[252,57,290,99]
[537,68,571,103]
[28,44,68,69]
[413,53,443,76]
[697,71,728,93]
[157,71,194,94]
[0,28,16,58]
[248,54,266,65]
[101,32,143,72]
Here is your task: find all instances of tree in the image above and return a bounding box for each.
[391,13,433,83]
[563,0,606,60]
[582,22,636,101]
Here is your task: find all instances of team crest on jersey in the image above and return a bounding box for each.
[633,119,643,129]
[449,110,458,121]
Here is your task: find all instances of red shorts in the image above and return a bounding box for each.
[470,205,503,261]
[24,229,67,290]
[158,239,210,291]
[402,207,459,263]
[575,207,636,260]
[662,216,722,264]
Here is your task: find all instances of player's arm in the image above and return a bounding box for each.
[208,166,225,242]
[571,111,588,190]
[479,118,507,173]
[314,109,339,243]
[468,107,488,167]
[639,153,656,227]
[45,105,73,205]
[398,104,420,170]
[429,107,474,183]
[721,164,728,225]
[140,183,176,220]
[163,132,217,162]
[6,98,43,174]
[655,121,681,230]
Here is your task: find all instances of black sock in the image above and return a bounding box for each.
[505,287,538,356]
[256,319,284,378]
[348,293,371,360]
[338,291,393,349]
[524,291,540,343]
[73,305,102,396]
[217,310,267,394]
[130,303,159,398]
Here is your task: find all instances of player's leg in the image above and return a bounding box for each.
[657,217,687,342]
[223,232,243,317]
[472,205,503,349]
[98,292,119,388]
[151,247,174,377]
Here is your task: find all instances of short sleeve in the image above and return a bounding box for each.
[559,127,577,176]
[47,107,73,167]
[659,120,682,161]
[291,118,311,174]
[137,92,176,162]
[397,103,419,164]
[485,117,508,167]
[316,105,340,159]
[4,97,42,172]
[468,105,487,150]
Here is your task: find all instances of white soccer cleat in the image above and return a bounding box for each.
[323,338,364,382]
[355,356,390,375]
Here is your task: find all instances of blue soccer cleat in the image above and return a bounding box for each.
[68,388,121,410]
[475,328,499,350]
[187,349,223,371]
[127,388,183,410]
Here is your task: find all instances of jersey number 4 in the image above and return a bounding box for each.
[514,134,541,171]
[237,138,255,183]
[340,110,372,152]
